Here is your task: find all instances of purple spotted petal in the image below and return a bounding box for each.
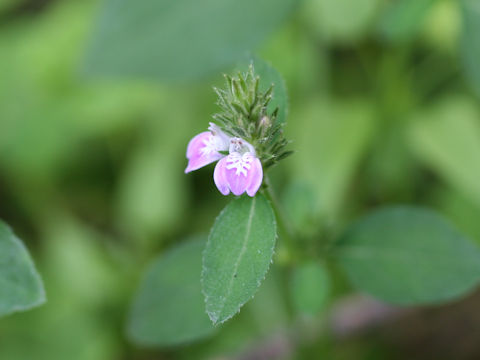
[213,157,230,195]
[214,152,263,197]
[185,132,225,173]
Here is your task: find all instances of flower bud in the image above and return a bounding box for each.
[259,116,272,137]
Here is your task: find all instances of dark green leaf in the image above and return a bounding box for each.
[334,207,480,305]
[127,238,216,346]
[84,0,298,81]
[202,195,277,325]
[0,220,45,317]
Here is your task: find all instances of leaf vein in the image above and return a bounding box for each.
[217,197,256,317]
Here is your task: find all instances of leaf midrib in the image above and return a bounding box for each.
[216,197,256,320]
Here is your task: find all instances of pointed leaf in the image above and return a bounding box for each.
[202,195,276,324]
[408,96,480,207]
[0,220,45,317]
[127,237,215,346]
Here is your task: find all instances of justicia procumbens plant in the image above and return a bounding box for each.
[128,62,480,345]
[185,65,292,324]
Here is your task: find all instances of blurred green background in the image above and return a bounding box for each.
[1,0,480,359]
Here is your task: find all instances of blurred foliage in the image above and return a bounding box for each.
[334,206,480,304]
[1,0,480,359]
[127,237,215,346]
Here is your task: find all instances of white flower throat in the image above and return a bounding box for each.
[200,134,226,156]
[226,138,256,177]
[226,152,254,177]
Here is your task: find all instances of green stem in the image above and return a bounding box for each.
[262,175,297,261]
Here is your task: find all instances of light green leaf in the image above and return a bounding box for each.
[305,0,381,43]
[282,182,317,237]
[334,206,480,305]
[421,0,461,54]
[408,96,480,207]
[202,195,277,325]
[436,186,480,246]
[128,238,215,346]
[116,144,187,239]
[84,0,298,81]
[290,262,330,315]
[0,220,45,317]
[289,99,375,217]
[178,267,288,360]
[461,0,480,96]
[378,0,437,42]
[0,217,121,360]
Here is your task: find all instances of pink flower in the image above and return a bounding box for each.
[214,151,263,197]
[185,123,229,173]
[185,126,263,197]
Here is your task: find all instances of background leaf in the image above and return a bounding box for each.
[408,96,480,207]
[290,262,330,315]
[127,237,216,347]
[288,99,375,217]
[282,181,317,237]
[333,206,480,305]
[84,0,298,81]
[0,220,45,317]
[202,195,277,325]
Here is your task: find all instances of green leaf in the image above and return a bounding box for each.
[436,187,480,246]
[0,220,45,317]
[333,206,480,305]
[116,143,187,240]
[202,194,277,325]
[377,0,437,42]
[127,237,216,347]
[290,262,330,315]
[408,96,480,207]
[289,99,375,217]
[461,0,480,96]
[0,217,121,360]
[84,0,298,82]
[282,182,317,237]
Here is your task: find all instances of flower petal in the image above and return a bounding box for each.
[186,132,209,158]
[246,158,263,197]
[213,157,230,195]
[225,167,249,196]
[185,132,223,173]
[223,152,257,196]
